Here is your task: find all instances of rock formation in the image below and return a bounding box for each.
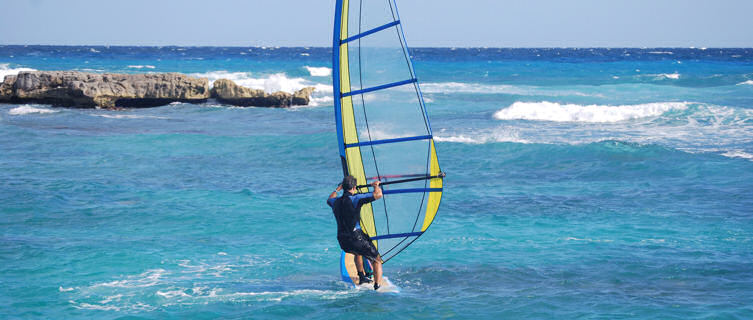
[0,75,15,102]
[3,71,210,108]
[211,79,315,107]
[0,71,316,109]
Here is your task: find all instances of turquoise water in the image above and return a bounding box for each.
[2,46,753,319]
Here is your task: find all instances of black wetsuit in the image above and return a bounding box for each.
[327,191,380,261]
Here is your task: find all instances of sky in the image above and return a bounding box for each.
[1,0,752,47]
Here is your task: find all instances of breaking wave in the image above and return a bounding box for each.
[656,73,680,80]
[0,63,36,80]
[8,105,58,115]
[304,66,331,77]
[439,102,753,161]
[190,71,331,94]
[493,101,689,123]
[420,82,602,98]
[189,71,333,106]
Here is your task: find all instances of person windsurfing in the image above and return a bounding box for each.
[327,175,384,290]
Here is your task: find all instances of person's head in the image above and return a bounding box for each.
[341,175,358,193]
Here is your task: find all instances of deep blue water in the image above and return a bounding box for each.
[1,46,753,319]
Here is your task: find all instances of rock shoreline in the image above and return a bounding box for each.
[0,71,314,109]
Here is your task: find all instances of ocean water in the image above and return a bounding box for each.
[1,46,753,319]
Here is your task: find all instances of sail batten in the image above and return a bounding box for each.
[382,188,443,195]
[342,20,401,44]
[371,232,423,241]
[345,134,431,148]
[333,0,443,263]
[341,78,417,97]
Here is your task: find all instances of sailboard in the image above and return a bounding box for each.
[332,0,444,287]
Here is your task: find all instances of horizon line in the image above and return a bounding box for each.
[1,44,751,50]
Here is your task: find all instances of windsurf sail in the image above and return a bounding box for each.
[332,0,444,263]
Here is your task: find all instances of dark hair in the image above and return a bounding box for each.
[341,175,358,191]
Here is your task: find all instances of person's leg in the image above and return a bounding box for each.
[372,257,383,289]
[354,254,373,284]
[354,254,364,273]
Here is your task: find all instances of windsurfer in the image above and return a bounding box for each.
[327,175,384,290]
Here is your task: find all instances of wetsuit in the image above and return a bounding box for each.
[327,191,380,262]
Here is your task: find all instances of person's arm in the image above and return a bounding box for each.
[371,180,382,200]
[329,184,342,199]
[327,184,342,207]
[353,181,382,208]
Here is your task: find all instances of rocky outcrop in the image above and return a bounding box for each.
[0,75,15,102]
[3,71,210,108]
[0,71,317,108]
[211,78,315,107]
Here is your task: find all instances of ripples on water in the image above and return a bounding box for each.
[1,46,752,319]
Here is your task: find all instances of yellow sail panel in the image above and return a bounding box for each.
[340,0,349,42]
[338,0,376,245]
[338,0,350,95]
[422,139,442,231]
[345,146,376,242]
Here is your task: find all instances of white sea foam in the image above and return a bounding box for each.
[91,269,167,288]
[441,101,753,162]
[305,66,331,77]
[420,82,601,97]
[100,294,123,304]
[360,127,406,141]
[564,237,614,243]
[648,51,674,55]
[156,289,191,299]
[0,63,36,80]
[91,114,168,119]
[223,288,353,301]
[59,286,75,292]
[127,65,156,69]
[307,95,334,107]
[191,70,332,94]
[493,101,689,123]
[736,80,753,86]
[435,127,529,144]
[658,73,680,80]
[8,105,58,115]
[190,70,332,106]
[70,300,156,312]
[77,68,105,73]
[721,150,753,160]
[72,302,120,311]
[422,82,519,94]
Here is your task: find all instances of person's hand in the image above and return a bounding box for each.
[371,180,381,187]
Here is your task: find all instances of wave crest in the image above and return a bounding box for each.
[420,82,602,98]
[493,101,689,123]
[0,63,36,80]
[189,71,333,106]
[304,66,331,77]
[8,105,58,115]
